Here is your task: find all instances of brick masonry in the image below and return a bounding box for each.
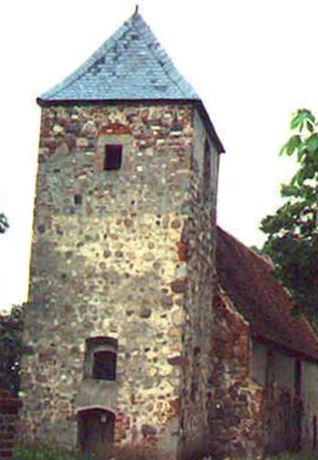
[0,387,21,459]
[208,284,318,459]
[208,288,264,459]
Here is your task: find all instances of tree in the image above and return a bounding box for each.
[0,305,24,395]
[0,213,9,234]
[261,109,318,318]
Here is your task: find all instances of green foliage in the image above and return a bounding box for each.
[261,109,318,318]
[12,447,90,460]
[13,444,158,460]
[11,448,315,460]
[267,454,318,460]
[0,305,24,395]
[0,212,9,234]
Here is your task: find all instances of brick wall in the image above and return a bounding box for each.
[0,387,21,458]
[208,288,264,459]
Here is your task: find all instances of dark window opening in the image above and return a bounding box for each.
[104,144,123,170]
[313,416,317,450]
[74,194,82,205]
[295,360,302,397]
[78,408,115,456]
[92,350,117,381]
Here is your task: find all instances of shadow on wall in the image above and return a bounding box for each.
[0,385,21,458]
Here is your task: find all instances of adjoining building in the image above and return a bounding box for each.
[211,227,318,458]
[19,8,318,460]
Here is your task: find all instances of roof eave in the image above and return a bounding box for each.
[252,332,318,364]
[36,97,225,154]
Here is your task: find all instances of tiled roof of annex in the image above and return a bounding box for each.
[216,227,318,362]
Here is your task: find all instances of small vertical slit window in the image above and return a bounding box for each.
[104,144,123,170]
[92,350,117,381]
[203,139,211,201]
[74,194,82,205]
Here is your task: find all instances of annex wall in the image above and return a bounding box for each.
[301,361,318,451]
[208,288,264,459]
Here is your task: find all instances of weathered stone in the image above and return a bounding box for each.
[76,138,89,148]
[171,219,182,229]
[171,309,182,326]
[161,295,174,309]
[176,241,188,262]
[141,424,157,437]
[37,224,45,234]
[139,307,152,319]
[170,279,187,294]
[167,356,188,367]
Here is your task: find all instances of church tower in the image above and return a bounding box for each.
[20,10,224,459]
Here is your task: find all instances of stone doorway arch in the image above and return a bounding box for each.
[77,407,115,458]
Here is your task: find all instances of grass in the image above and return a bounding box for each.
[267,454,318,460]
[12,447,318,460]
[12,444,158,460]
[12,447,90,460]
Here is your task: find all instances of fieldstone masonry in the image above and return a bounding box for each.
[20,103,219,458]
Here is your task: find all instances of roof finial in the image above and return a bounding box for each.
[134,4,139,15]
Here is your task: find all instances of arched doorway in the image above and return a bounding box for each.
[77,407,115,458]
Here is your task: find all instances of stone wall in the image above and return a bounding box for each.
[208,287,264,459]
[0,387,21,458]
[20,102,219,458]
[179,111,219,458]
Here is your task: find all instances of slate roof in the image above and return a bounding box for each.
[216,227,318,362]
[38,10,224,153]
[40,12,198,102]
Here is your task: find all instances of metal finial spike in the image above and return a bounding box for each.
[134,4,139,15]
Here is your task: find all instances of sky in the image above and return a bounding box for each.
[1,0,318,310]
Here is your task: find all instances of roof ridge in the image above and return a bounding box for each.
[130,13,198,99]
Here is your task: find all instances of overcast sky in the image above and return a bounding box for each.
[1,0,318,310]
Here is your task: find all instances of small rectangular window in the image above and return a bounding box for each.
[92,351,117,381]
[104,144,123,170]
[74,194,82,205]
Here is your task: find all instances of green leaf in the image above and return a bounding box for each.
[305,133,318,153]
[290,109,315,131]
[0,213,9,234]
[280,135,301,156]
[261,108,318,320]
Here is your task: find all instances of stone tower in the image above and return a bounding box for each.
[20,10,224,460]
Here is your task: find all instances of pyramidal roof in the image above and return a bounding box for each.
[40,11,198,102]
[38,10,224,152]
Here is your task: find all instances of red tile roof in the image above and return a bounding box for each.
[216,227,318,362]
